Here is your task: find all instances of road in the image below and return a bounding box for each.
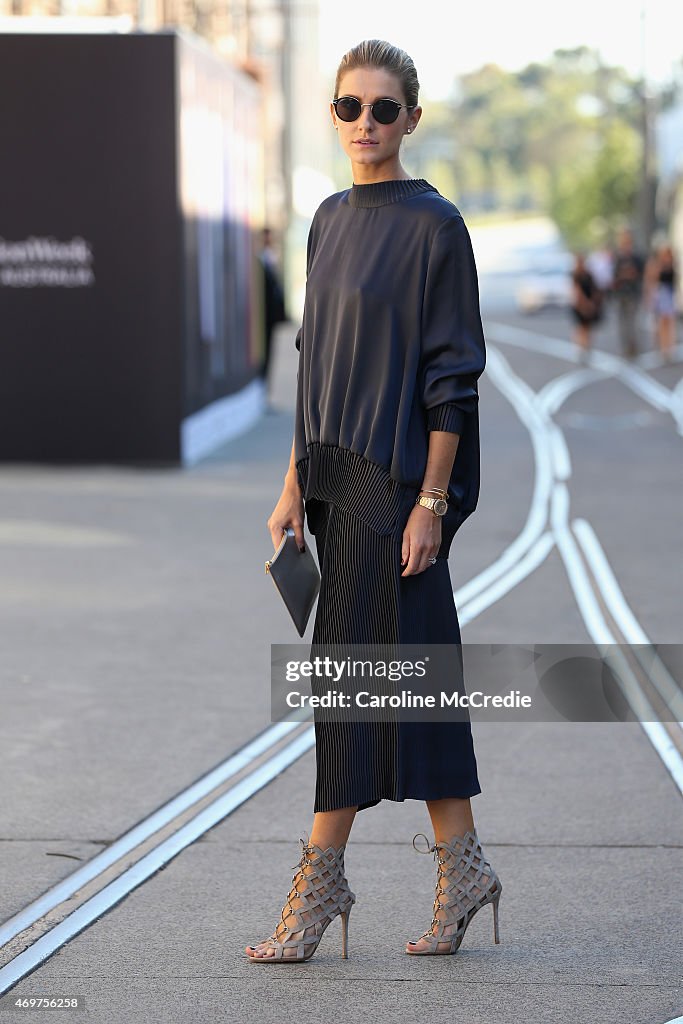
[0,226,681,1022]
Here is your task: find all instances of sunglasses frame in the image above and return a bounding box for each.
[332,95,415,125]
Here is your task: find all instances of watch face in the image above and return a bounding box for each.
[434,498,448,515]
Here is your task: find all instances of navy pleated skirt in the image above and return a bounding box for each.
[307,497,482,813]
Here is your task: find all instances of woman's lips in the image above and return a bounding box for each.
[354,140,378,145]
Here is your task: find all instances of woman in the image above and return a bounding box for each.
[646,244,677,362]
[246,39,502,962]
[570,252,601,361]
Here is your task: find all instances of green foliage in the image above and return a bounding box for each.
[547,120,641,248]
[413,45,657,244]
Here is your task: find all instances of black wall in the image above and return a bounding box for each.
[0,31,263,464]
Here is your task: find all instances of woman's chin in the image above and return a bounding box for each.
[349,146,382,160]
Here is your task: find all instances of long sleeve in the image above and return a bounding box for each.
[295,212,319,352]
[426,402,465,435]
[419,215,486,434]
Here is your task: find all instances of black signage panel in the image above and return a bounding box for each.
[0,31,263,463]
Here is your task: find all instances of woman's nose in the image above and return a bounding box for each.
[357,105,375,128]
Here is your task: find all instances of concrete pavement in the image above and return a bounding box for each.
[0,316,681,1023]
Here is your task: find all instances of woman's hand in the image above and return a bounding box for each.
[400,505,442,576]
[267,475,306,553]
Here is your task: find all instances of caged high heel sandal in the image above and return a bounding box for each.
[406,830,502,955]
[245,836,356,963]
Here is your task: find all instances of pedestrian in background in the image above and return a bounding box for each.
[612,228,645,359]
[586,242,614,310]
[259,226,287,409]
[645,243,677,363]
[249,38,502,964]
[570,252,601,362]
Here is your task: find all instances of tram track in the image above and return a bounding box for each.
[1,327,680,995]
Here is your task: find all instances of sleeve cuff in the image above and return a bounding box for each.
[426,403,465,435]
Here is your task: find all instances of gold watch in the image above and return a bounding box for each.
[415,494,448,516]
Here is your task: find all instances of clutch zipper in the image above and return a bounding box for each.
[266,530,291,574]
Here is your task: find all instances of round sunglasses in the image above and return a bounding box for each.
[332,96,414,125]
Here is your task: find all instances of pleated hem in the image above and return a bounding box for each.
[315,784,483,814]
[296,442,415,537]
[296,441,470,557]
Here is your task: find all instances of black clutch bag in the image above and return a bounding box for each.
[265,528,320,637]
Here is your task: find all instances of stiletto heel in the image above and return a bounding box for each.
[245,837,356,963]
[340,906,351,958]
[492,891,500,944]
[406,830,503,956]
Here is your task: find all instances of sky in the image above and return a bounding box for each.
[318,0,683,100]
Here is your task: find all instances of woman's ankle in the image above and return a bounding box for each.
[310,808,357,851]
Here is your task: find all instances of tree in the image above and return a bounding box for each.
[414,46,651,243]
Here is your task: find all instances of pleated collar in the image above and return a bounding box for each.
[347,177,438,208]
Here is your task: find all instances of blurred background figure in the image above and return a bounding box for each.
[259,226,287,410]
[612,228,645,359]
[569,252,602,361]
[645,243,678,362]
[585,241,614,312]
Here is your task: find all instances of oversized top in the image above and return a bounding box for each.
[293,177,487,558]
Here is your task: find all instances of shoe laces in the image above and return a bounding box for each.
[413,834,450,934]
[270,834,344,941]
[258,836,313,944]
[412,831,492,939]
[289,834,316,872]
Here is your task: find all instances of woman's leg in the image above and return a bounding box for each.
[574,322,591,356]
[245,806,357,958]
[426,796,475,843]
[405,797,492,954]
[310,806,358,848]
[658,313,676,359]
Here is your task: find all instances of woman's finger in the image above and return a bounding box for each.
[269,524,286,551]
[291,520,306,552]
[416,555,437,575]
[401,545,431,576]
[401,535,410,566]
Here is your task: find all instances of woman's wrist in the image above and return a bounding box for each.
[419,485,448,497]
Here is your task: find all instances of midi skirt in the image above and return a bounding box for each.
[307,496,482,813]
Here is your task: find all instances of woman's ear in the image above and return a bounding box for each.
[409,105,423,133]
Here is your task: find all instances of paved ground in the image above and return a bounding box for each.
[0,309,681,1023]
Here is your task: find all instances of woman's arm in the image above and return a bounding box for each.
[265,207,317,552]
[284,437,299,490]
[643,255,658,309]
[401,214,486,576]
[421,429,460,495]
[418,215,486,416]
[402,428,459,577]
[266,437,306,553]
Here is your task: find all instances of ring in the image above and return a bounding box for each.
[429,557,437,565]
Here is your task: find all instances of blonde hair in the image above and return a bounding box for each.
[334,39,420,107]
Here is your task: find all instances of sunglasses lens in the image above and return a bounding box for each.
[372,100,401,124]
[336,97,361,121]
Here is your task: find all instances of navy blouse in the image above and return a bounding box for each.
[293,177,487,557]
